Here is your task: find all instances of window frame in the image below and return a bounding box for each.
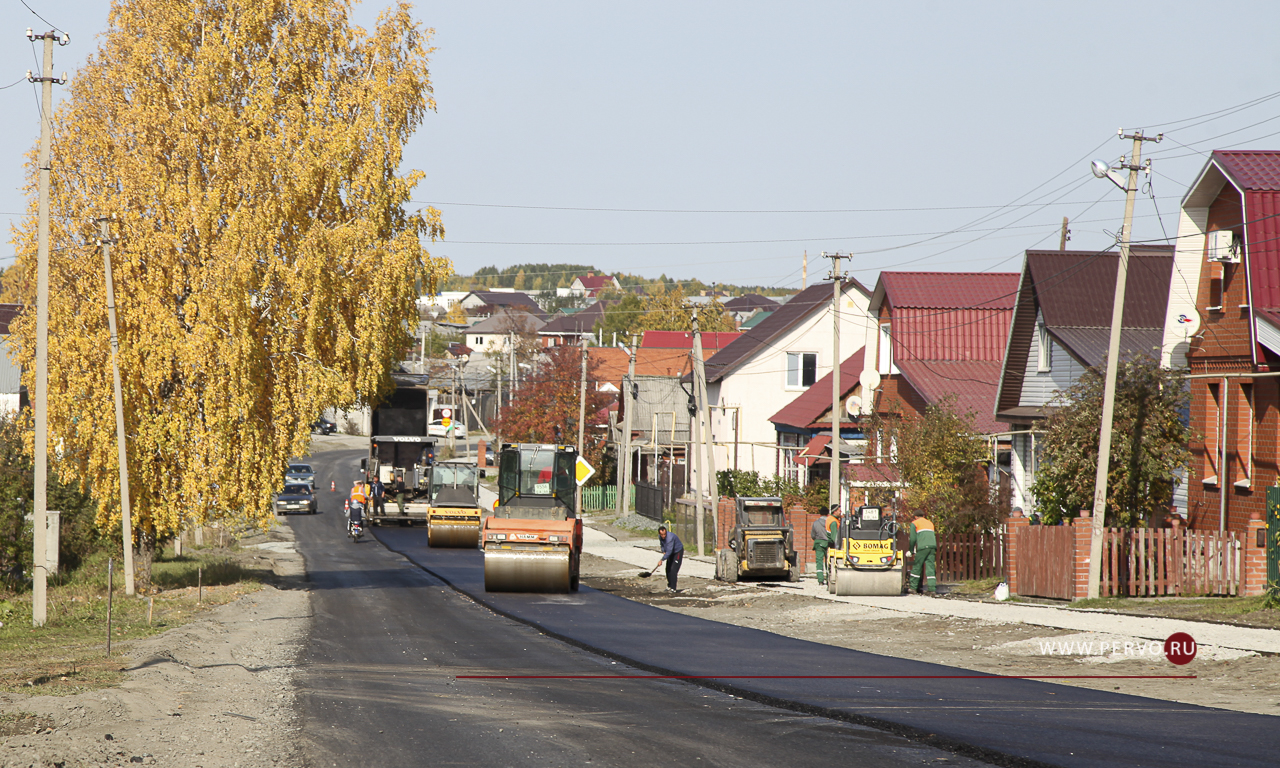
[785,351,818,390]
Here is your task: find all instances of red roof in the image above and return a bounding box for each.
[881,272,1019,310]
[575,274,617,290]
[1215,151,1280,191]
[640,331,741,350]
[845,462,900,485]
[769,350,865,430]
[895,360,1005,434]
[793,435,831,467]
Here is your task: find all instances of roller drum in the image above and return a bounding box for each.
[484,548,572,593]
[833,565,903,596]
[428,522,480,548]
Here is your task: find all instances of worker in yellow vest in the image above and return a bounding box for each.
[908,511,937,595]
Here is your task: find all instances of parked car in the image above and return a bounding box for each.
[312,417,337,435]
[274,484,317,515]
[427,419,468,441]
[285,463,316,488]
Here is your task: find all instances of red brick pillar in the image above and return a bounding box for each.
[716,498,736,550]
[1072,510,1094,600]
[790,505,818,573]
[1243,511,1267,597]
[1004,515,1028,595]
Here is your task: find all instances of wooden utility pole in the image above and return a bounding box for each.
[616,337,637,517]
[29,29,67,627]
[687,349,704,556]
[823,253,850,517]
[99,219,136,595]
[576,337,588,515]
[1059,217,1070,250]
[691,310,717,548]
[1087,130,1162,599]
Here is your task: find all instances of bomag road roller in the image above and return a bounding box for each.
[715,497,799,583]
[481,443,582,593]
[426,459,483,547]
[827,505,904,596]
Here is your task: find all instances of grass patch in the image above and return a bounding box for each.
[0,549,268,696]
[946,575,1004,597]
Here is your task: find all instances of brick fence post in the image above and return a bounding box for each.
[1243,511,1267,597]
[717,497,735,550]
[1004,515,1028,595]
[790,504,818,573]
[1072,510,1093,600]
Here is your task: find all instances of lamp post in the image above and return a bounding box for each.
[1086,129,1161,599]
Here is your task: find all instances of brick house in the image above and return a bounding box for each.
[1161,151,1280,533]
[993,247,1175,515]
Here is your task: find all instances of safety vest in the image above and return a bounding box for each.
[910,517,937,550]
[351,486,368,504]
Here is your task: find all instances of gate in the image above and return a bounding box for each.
[1267,487,1280,594]
[1017,526,1074,599]
[634,481,667,522]
[936,532,1006,582]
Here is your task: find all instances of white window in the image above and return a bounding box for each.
[877,323,896,375]
[1204,383,1220,485]
[1036,321,1051,373]
[1237,383,1253,488]
[786,352,817,389]
[474,336,484,346]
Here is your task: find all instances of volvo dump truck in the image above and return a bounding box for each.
[714,497,799,583]
[826,505,904,595]
[426,459,483,547]
[363,380,438,526]
[481,443,582,592]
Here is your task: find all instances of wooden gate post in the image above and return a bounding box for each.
[1005,514,1028,595]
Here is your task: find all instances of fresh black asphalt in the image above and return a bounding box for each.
[297,449,1280,767]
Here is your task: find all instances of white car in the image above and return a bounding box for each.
[427,419,467,441]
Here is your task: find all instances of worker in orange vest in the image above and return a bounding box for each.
[908,511,937,595]
[349,480,369,527]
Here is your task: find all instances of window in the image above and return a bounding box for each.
[1036,321,1051,373]
[1237,383,1253,488]
[786,352,817,388]
[877,323,895,375]
[474,335,484,346]
[1207,262,1223,311]
[1204,383,1220,485]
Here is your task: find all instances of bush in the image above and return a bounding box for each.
[717,469,800,499]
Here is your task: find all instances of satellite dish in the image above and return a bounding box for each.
[859,369,881,392]
[1172,309,1201,338]
[845,395,862,416]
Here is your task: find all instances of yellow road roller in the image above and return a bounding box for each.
[426,460,484,547]
[715,497,799,583]
[481,443,582,593]
[827,505,904,596]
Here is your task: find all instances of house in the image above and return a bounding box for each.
[722,293,779,324]
[464,308,545,355]
[1160,150,1280,533]
[768,349,866,484]
[994,248,1175,515]
[539,302,608,347]
[702,279,873,476]
[0,304,23,414]
[569,273,621,297]
[459,290,546,321]
[639,330,740,351]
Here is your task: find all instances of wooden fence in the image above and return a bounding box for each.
[1018,526,1076,600]
[1101,527,1241,597]
[935,532,1006,582]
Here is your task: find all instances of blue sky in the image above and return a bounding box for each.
[4,1,1280,289]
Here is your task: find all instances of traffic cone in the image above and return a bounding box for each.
[330,480,336,492]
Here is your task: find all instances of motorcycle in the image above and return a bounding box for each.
[348,518,363,542]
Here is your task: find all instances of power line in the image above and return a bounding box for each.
[410,197,1178,215]
[18,0,61,32]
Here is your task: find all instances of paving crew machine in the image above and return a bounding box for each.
[363,380,438,526]
[426,459,484,547]
[826,505,904,595]
[714,496,800,583]
[481,443,582,592]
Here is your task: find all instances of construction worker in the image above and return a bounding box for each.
[655,525,684,593]
[908,510,937,595]
[812,504,839,586]
[349,480,368,525]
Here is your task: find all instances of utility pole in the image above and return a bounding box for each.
[691,310,717,548]
[1087,130,1162,599]
[616,337,636,517]
[449,361,458,456]
[508,332,515,403]
[576,337,589,515]
[824,252,850,517]
[28,28,68,627]
[687,348,704,557]
[98,219,136,596]
[1059,217,1070,250]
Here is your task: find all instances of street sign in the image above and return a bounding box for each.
[441,408,452,418]
[442,417,452,428]
[575,456,596,486]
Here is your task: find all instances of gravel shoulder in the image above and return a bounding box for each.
[0,523,310,768]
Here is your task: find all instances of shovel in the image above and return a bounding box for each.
[639,563,659,578]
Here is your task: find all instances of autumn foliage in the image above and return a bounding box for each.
[492,346,613,481]
[8,0,450,549]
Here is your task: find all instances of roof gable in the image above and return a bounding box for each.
[769,350,865,430]
[466,308,544,334]
[881,272,1018,310]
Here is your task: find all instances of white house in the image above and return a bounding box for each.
[702,279,873,477]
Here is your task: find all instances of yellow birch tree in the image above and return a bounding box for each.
[8,0,449,569]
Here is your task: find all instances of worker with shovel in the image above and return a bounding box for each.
[647,525,684,593]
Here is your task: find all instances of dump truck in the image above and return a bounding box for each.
[426,459,484,547]
[714,497,800,583]
[826,505,904,595]
[481,443,582,592]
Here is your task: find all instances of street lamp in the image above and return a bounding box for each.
[1085,130,1160,600]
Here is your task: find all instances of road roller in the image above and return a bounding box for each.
[426,460,484,547]
[715,497,799,583]
[481,443,582,592]
[827,505,904,596]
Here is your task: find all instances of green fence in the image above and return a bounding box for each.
[582,485,636,512]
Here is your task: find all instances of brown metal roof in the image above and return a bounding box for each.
[540,302,606,335]
[1048,327,1164,369]
[704,279,867,383]
[1027,248,1173,329]
[0,304,22,335]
